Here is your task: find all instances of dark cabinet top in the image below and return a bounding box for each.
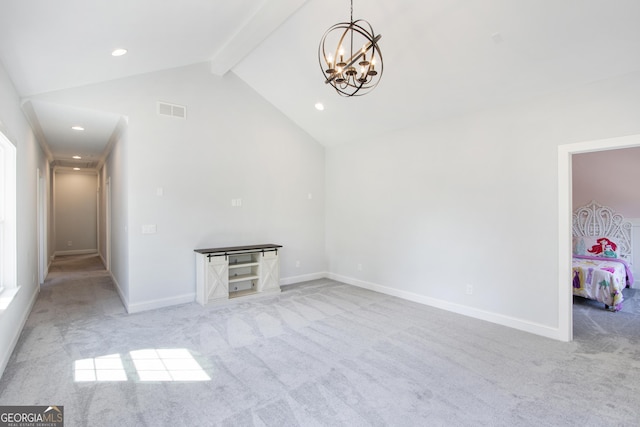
[194,243,282,255]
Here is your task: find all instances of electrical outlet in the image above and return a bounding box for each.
[67,240,72,247]
[357,263,363,271]
[296,260,300,268]
[466,284,473,295]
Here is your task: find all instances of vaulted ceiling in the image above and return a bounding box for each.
[2,0,640,168]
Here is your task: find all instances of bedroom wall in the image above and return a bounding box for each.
[573,147,640,217]
[29,62,326,312]
[0,61,48,377]
[325,70,640,339]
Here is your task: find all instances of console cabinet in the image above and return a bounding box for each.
[194,244,282,305]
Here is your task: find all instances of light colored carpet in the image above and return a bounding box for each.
[1,254,639,426]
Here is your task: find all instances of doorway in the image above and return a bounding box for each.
[558,133,640,341]
[53,170,99,257]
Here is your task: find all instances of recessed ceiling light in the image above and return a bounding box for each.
[73,167,81,171]
[71,126,84,131]
[111,48,128,57]
[72,155,82,159]
[315,102,325,111]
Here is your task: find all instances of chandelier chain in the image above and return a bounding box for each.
[350,0,353,23]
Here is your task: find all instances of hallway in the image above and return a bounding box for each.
[39,254,125,318]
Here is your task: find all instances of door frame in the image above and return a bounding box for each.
[105,176,111,271]
[557,133,640,342]
[37,168,47,285]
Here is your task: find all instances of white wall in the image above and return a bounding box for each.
[0,61,47,376]
[326,70,640,339]
[31,63,326,311]
[98,166,107,262]
[102,119,129,306]
[54,171,98,254]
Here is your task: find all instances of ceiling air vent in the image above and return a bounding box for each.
[157,101,187,119]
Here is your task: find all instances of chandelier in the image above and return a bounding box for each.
[318,0,383,97]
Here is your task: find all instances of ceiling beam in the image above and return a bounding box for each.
[210,0,308,76]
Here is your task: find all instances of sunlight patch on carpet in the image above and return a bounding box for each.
[73,349,210,382]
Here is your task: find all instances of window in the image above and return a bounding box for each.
[0,131,16,296]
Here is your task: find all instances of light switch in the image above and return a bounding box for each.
[156,187,164,196]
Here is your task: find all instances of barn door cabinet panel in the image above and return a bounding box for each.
[195,244,282,306]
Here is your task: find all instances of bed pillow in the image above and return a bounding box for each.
[573,236,620,258]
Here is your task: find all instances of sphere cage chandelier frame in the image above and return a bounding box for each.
[318,0,383,97]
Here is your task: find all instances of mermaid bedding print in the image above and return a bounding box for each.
[572,255,633,311]
[573,235,634,310]
[573,236,621,259]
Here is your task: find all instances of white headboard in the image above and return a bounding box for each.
[572,200,633,263]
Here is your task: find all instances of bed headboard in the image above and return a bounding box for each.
[572,200,633,263]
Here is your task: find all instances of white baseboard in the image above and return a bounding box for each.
[127,293,196,314]
[106,268,562,340]
[327,273,564,341]
[125,271,327,313]
[280,272,327,286]
[54,249,98,257]
[109,272,129,312]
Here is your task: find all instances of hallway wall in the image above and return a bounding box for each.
[0,61,48,376]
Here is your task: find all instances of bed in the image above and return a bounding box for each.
[572,201,634,311]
